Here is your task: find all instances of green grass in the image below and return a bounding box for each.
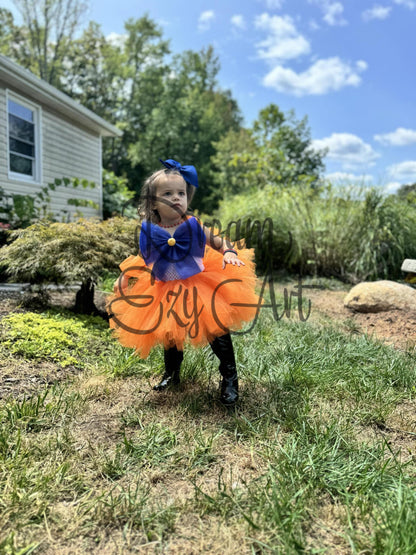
[0,294,415,553]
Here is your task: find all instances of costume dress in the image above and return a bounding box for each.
[108,216,260,358]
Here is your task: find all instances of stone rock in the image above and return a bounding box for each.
[344,280,416,313]
[402,259,416,273]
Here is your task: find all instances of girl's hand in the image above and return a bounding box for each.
[223,252,245,269]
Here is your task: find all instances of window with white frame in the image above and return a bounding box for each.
[7,94,40,182]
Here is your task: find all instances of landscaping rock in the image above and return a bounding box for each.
[402,259,416,273]
[344,280,416,313]
[402,259,416,285]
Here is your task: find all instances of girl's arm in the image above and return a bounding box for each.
[202,225,245,269]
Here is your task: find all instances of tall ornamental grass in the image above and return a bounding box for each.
[216,184,416,281]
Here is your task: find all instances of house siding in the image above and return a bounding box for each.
[0,87,8,188]
[42,109,102,218]
[0,81,103,220]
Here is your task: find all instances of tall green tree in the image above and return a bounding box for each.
[0,8,29,62]
[1,8,242,211]
[128,46,242,211]
[61,21,124,121]
[113,16,170,180]
[1,0,88,86]
[397,183,416,203]
[255,105,325,179]
[211,104,326,198]
[63,16,170,179]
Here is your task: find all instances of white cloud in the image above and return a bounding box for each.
[312,133,380,168]
[255,13,310,62]
[374,127,416,146]
[106,32,127,47]
[198,10,215,32]
[309,19,320,30]
[309,0,347,25]
[325,172,374,184]
[324,2,347,25]
[388,161,416,180]
[354,61,367,73]
[393,0,416,9]
[231,14,246,30]
[362,5,392,21]
[384,182,402,194]
[262,57,367,96]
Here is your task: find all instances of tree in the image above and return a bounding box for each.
[211,104,327,198]
[111,16,170,179]
[254,105,326,180]
[5,0,88,86]
[0,218,137,314]
[61,21,125,122]
[1,10,242,212]
[63,16,170,180]
[128,46,242,212]
[0,8,29,62]
[397,182,416,203]
[210,128,259,199]
[102,170,136,219]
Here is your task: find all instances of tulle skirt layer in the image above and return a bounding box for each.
[107,247,260,358]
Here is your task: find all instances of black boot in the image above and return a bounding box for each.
[210,334,239,405]
[153,346,183,391]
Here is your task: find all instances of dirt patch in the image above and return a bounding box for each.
[0,291,26,315]
[305,497,352,555]
[0,289,101,400]
[0,357,82,401]
[71,376,142,447]
[305,288,416,350]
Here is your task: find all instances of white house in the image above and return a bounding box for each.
[0,55,122,220]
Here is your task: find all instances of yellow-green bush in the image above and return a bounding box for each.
[0,312,109,367]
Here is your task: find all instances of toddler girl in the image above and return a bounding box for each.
[108,159,260,405]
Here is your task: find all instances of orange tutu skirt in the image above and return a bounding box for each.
[107,246,261,358]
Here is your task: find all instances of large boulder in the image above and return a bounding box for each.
[344,280,416,313]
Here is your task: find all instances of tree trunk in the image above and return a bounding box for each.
[74,278,97,314]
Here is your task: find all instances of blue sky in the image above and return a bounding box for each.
[5,0,416,191]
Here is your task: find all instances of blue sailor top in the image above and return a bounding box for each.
[139,216,206,281]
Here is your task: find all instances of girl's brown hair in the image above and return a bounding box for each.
[137,169,196,223]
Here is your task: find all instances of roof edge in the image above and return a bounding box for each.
[0,55,122,138]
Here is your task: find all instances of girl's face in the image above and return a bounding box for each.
[153,175,188,223]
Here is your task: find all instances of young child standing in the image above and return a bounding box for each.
[107,159,260,405]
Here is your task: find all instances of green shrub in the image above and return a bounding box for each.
[102,170,136,219]
[0,312,109,367]
[0,217,138,313]
[216,184,416,281]
[0,217,136,282]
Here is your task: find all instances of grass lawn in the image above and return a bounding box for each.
[0,281,415,554]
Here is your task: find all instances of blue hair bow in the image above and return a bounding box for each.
[159,158,199,188]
